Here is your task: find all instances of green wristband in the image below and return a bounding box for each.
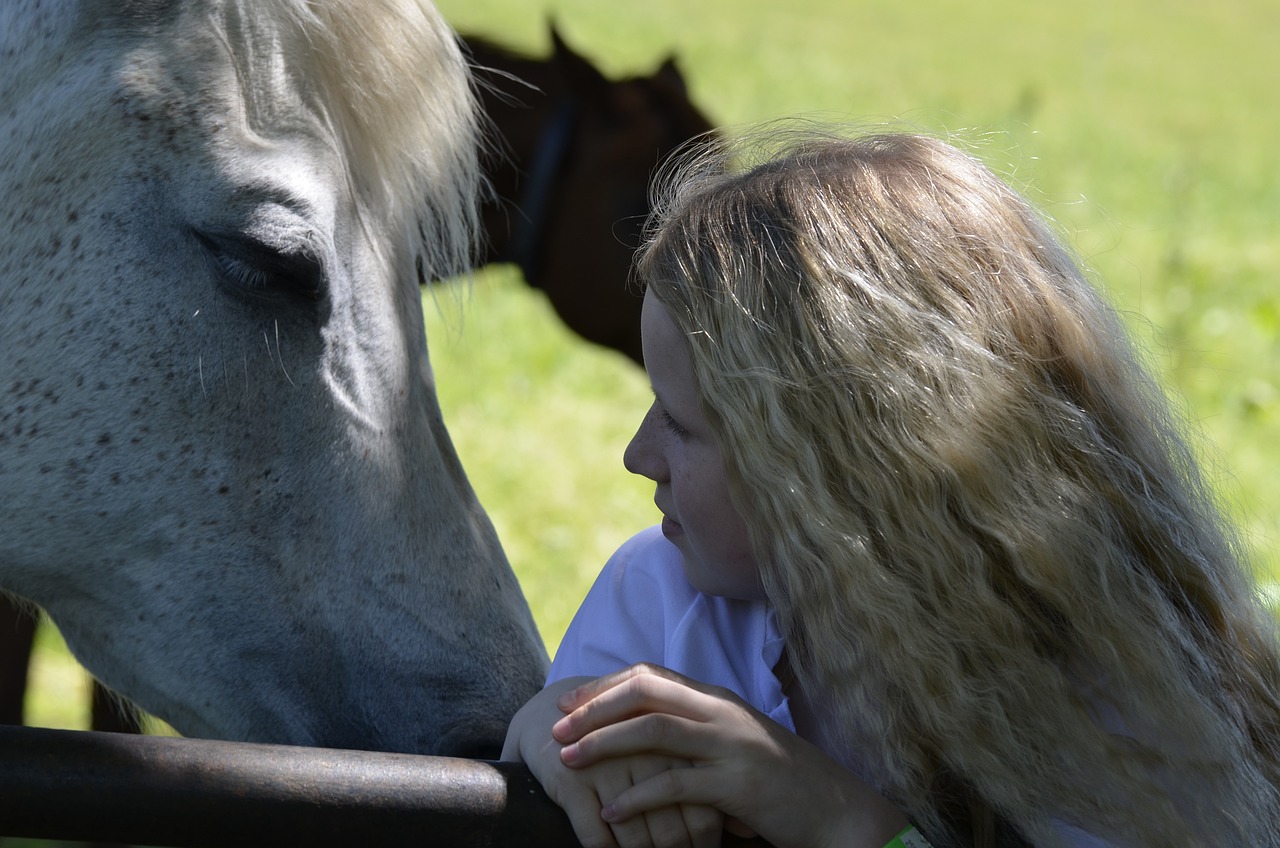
[884,825,933,848]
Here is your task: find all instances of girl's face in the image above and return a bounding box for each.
[624,292,763,600]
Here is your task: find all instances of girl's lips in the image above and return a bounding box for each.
[661,515,684,539]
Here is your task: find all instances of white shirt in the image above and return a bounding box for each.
[549,526,1117,848]
[548,525,795,734]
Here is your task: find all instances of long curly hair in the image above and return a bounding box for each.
[636,128,1280,847]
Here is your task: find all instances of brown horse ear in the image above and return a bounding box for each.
[655,56,689,94]
[548,22,613,108]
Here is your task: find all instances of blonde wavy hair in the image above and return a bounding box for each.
[636,128,1280,847]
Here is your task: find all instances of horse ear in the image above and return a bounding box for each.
[548,22,613,108]
[654,55,689,94]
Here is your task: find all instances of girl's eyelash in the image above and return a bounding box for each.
[662,410,690,437]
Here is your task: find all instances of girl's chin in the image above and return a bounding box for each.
[661,515,684,540]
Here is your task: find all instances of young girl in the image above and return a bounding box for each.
[502,129,1280,848]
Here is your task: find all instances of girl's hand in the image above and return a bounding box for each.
[553,663,908,848]
[503,676,723,848]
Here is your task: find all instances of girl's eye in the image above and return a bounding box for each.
[661,410,690,438]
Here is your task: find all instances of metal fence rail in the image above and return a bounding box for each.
[0,725,770,847]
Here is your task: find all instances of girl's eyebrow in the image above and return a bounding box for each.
[650,386,679,412]
[648,386,680,422]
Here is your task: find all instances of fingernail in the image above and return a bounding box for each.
[555,690,576,710]
[551,716,571,741]
[600,803,617,822]
[559,742,579,765]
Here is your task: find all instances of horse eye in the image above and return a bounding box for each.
[194,230,325,303]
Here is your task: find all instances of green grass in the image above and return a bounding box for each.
[436,0,1279,583]
[422,270,658,651]
[24,0,1278,733]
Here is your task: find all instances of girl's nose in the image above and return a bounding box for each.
[623,406,663,482]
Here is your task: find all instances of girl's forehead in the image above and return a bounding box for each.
[639,291,676,357]
[641,294,698,397]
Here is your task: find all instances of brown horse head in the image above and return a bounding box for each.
[467,27,716,365]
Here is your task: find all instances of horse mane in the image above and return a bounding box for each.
[217,0,484,280]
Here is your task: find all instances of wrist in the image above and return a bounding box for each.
[817,792,909,848]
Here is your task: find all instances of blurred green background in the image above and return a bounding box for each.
[22,0,1278,736]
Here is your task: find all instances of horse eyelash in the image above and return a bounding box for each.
[212,252,272,290]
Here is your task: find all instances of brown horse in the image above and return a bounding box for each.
[1,27,714,738]
[467,28,716,365]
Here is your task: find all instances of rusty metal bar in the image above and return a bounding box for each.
[0,725,771,847]
[0,724,570,846]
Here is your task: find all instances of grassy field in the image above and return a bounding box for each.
[22,0,1277,738]
[431,0,1280,618]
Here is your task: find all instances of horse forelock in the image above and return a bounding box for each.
[203,0,482,281]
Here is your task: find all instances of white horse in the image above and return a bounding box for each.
[0,0,549,757]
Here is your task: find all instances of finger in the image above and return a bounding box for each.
[555,786,620,848]
[599,783,701,848]
[681,803,727,848]
[554,672,728,744]
[557,663,704,713]
[504,676,594,761]
[606,809,662,848]
[638,804,698,848]
[561,713,715,768]
[602,767,721,824]
[577,755,678,848]
[632,804,725,848]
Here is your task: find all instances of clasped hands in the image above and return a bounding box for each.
[501,662,907,848]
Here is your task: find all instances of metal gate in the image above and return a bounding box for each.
[0,725,770,847]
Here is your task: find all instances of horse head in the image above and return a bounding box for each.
[0,0,547,757]
[469,26,717,365]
